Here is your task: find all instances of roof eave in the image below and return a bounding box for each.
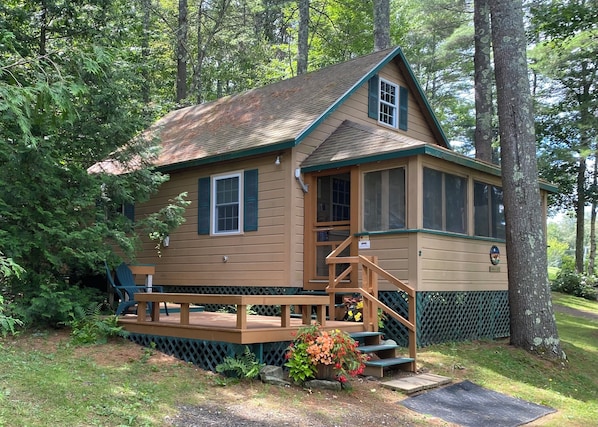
[156,139,296,173]
[300,144,557,193]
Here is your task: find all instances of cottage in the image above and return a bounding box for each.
[101,47,553,372]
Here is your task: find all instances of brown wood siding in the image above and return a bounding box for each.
[134,155,299,287]
[418,234,508,292]
[356,234,411,291]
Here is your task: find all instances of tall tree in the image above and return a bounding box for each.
[403,0,474,151]
[177,0,188,102]
[490,0,563,358]
[0,0,186,326]
[297,0,309,74]
[373,0,390,51]
[473,0,494,162]
[531,0,598,274]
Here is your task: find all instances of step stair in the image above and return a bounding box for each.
[350,331,414,378]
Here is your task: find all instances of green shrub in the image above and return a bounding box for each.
[68,304,128,345]
[560,255,576,272]
[0,295,23,337]
[11,281,104,328]
[552,270,598,301]
[216,346,265,380]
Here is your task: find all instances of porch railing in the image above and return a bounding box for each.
[325,235,417,369]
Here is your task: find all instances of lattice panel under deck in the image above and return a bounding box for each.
[416,291,510,347]
[377,290,509,348]
[128,334,291,371]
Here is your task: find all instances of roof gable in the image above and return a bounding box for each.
[94,47,450,174]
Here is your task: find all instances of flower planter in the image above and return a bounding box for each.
[316,364,335,380]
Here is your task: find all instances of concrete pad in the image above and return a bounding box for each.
[381,373,452,394]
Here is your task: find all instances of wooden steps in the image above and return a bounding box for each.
[351,331,414,378]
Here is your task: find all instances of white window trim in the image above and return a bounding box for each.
[378,78,398,128]
[211,171,243,235]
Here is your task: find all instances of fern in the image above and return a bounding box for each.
[69,303,128,345]
[216,346,265,380]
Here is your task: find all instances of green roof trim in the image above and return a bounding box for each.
[301,144,558,193]
[294,47,403,146]
[294,47,450,149]
[156,139,296,173]
[355,228,506,243]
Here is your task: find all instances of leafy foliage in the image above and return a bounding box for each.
[285,323,368,384]
[68,304,128,345]
[552,270,598,301]
[216,346,265,380]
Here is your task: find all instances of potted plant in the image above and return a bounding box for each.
[285,323,369,384]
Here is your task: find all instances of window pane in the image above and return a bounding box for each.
[215,175,240,232]
[332,177,350,221]
[474,182,490,237]
[364,171,382,231]
[363,168,406,232]
[474,182,505,239]
[423,168,442,230]
[388,168,406,229]
[445,174,467,233]
[379,79,397,127]
[491,186,505,239]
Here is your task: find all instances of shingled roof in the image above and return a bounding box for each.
[301,120,426,171]
[91,47,448,174]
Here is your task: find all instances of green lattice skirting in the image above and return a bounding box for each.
[131,287,509,370]
[379,290,510,347]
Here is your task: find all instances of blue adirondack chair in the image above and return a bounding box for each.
[105,262,168,316]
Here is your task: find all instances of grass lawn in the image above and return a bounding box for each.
[0,292,596,426]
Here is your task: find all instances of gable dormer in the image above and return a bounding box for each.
[367,74,409,132]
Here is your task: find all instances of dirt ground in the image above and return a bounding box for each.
[15,329,454,427]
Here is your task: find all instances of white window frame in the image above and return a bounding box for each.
[379,78,398,128]
[212,171,243,235]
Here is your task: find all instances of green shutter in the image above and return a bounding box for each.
[244,169,258,232]
[368,75,379,119]
[198,177,210,235]
[123,203,135,222]
[399,86,408,130]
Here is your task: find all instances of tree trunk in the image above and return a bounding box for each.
[373,0,390,51]
[490,0,563,359]
[473,0,494,163]
[297,0,309,75]
[575,156,586,273]
[141,0,151,104]
[589,157,596,275]
[39,0,47,56]
[176,0,188,103]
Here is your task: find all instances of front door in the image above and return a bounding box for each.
[305,171,354,289]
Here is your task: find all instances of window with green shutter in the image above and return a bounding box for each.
[197,169,259,235]
[367,75,408,131]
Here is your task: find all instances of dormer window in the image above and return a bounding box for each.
[368,75,408,131]
[379,80,398,127]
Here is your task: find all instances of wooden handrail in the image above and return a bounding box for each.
[324,235,417,371]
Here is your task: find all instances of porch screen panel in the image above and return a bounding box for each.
[445,173,467,234]
[364,167,405,231]
[474,181,505,239]
[423,168,466,234]
[423,168,442,230]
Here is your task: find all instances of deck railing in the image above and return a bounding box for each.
[326,235,417,370]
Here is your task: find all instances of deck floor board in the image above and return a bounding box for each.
[118,311,366,344]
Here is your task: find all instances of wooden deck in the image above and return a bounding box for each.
[119,293,365,345]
